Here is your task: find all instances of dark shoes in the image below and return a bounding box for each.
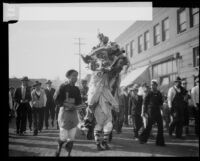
[55,140,65,157]
[65,141,74,157]
[156,143,166,146]
[96,143,104,151]
[101,141,111,150]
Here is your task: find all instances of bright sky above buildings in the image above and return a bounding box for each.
[7,2,152,81]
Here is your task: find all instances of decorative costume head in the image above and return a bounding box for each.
[81,33,127,72]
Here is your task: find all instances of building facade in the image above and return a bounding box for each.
[115,7,199,91]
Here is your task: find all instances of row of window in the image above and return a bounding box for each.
[125,8,199,58]
[152,46,199,86]
[178,8,199,33]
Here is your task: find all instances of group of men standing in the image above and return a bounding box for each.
[9,74,199,146]
[9,77,57,136]
[112,75,199,146]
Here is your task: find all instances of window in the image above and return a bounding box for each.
[190,8,199,27]
[144,31,150,50]
[154,24,160,45]
[177,8,187,33]
[160,76,170,86]
[162,17,169,41]
[126,43,130,58]
[193,46,199,67]
[130,40,135,57]
[138,35,143,53]
[152,59,178,83]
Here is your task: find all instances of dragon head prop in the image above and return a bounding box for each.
[81,33,127,71]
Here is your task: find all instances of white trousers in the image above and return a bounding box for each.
[59,127,77,142]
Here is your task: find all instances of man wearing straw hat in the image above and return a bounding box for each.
[168,76,185,139]
[14,76,32,135]
[30,81,47,136]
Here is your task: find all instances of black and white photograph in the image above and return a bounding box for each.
[5,1,199,157]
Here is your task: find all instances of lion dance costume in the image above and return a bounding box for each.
[81,33,129,150]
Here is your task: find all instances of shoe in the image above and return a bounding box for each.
[139,140,146,144]
[96,143,104,151]
[19,132,25,136]
[176,136,185,140]
[134,137,139,141]
[101,141,110,150]
[45,127,48,130]
[29,128,32,132]
[156,143,166,146]
[33,133,38,136]
[55,140,65,157]
[65,141,73,157]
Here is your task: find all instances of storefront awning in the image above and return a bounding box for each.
[120,65,150,87]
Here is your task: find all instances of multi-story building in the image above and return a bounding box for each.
[116,8,199,91]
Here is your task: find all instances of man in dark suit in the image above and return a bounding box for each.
[139,80,165,146]
[14,76,32,135]
[44,80,56,129]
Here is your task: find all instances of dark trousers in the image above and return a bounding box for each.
[132,114,143,137]
[169,106,184,138]
[139,110,165,145]
[192,104,199,136]
[39,107,44,131]
[44,105,55,128]
[32,107,44,134]
[55,106,60,128]
[27,105,32,130]
[16,103,28,133]
[124,106,129,125]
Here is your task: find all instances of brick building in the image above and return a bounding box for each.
[116,8,199,92]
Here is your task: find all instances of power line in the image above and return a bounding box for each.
[74,38,86,86]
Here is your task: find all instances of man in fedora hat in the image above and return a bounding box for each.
[14,76,32,135]
[44,80,56,129]
[128,84,143,140]
[191,75,199,136]
[30,81,47,136]
[168,76,185,139]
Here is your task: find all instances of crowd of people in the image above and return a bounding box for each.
[9,71,199,156]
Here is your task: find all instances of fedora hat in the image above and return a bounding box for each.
[174,76,182,82]
[195,76,199,83]
[21,76,29,81]
[33,81,42,87]
[46,80,52,84]
[130,84,139,91]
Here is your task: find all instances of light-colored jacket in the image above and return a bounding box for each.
[191,85,199,107]
[31,89,47,108]
[167,86,181,108]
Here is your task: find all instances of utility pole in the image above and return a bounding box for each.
[74,38,85,86]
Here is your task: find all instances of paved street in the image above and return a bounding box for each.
[9,119,199,157]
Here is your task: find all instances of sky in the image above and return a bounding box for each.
[9,20,135,81]
[7,2,152,81]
